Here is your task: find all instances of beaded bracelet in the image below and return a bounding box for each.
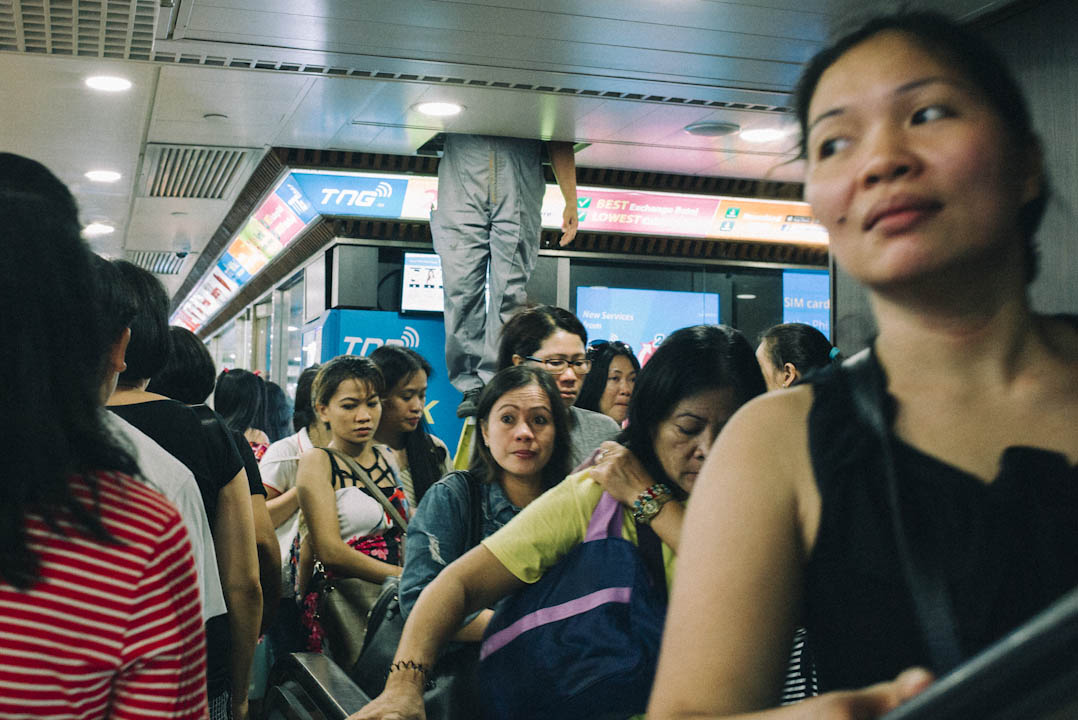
[632,483,673,525]
[388,659,436,690]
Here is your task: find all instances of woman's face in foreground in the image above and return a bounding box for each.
[481,382,556,484]
[651,387,740,495]
[803,32,1040,291]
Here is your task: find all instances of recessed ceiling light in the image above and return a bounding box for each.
[740,128,787,143]
[736,293,757,300]
[85,170,122,183]
[82,222,115,238]
[85,76,132,92]
[684,121,740,137]
[414,101,464,117]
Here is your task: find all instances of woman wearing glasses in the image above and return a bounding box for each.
[577,340,640,427]
[496,305,620,468]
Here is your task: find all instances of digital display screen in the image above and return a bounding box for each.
[576,286,720,365]
[782,270,830,339]
[401,252,445,313]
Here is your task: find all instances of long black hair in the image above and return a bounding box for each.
[293,364,321,433]
[576,340,640,414]
[370,346,448,504]
[471,366,571,490]
[619,325,766,500]
[0,153,138,588]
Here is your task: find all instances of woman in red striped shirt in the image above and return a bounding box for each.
[0,153,209,720]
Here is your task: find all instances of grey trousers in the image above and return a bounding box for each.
[431,134,544,392]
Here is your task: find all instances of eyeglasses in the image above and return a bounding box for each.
[524,356,591,375]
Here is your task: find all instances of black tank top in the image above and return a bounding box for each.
[803,357,1078,691]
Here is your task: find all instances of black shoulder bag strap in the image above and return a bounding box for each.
[462,471,484,549]
[842,348,965,674]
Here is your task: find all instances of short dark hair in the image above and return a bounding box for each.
[1,153,137,588]
[794,11,1046,281]
[471,365,571,490]
[576,340,641,413]
[759,323,835,377]
[147,326,217,404]
[312,355,385,410]
[213,368,266,434]
[294,364,321,433]
[90,254,137,347]
[621,325,766,498]
[114,260,173,382]
[370,346,448,503]
[497,305,588,371]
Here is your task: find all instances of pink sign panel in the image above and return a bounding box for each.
[254,192,305,248]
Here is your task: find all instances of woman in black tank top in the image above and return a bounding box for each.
[650,12,1078,720]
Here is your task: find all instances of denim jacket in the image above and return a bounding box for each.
[399,471,521,621]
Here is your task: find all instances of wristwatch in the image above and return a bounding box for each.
[632,483,673,525]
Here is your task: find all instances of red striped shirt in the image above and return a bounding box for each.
[0,471,208,720]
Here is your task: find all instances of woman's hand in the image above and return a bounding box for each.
[347,680,426,720]
[793,668,934,720]
[589,441,653,507]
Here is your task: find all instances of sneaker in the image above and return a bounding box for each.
[456,387,482,418]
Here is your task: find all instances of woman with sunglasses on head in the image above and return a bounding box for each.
[353,325,767,720]
[496,305,620,468]
[576,340,640,427]
[650,12,1078,720]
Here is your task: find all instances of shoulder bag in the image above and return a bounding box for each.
[478,491,666,720]
[316,448,410,671]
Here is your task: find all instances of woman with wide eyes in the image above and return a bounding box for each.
[397,365,571,639]
[293,355,409,653]
[352,325,767,720]
[650,12,1078,720]
[576,340,640,426]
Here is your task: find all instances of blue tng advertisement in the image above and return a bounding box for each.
[577,287,719,365]
[290,171,409,219]
[782,270,831,339]
[319,309,465,451]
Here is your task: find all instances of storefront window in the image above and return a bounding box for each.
[281,276,305,396]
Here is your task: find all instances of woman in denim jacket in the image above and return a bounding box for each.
[399,365,571,641]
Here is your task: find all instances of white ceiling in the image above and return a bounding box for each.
[0,0,1011,298]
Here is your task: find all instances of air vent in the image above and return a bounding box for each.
[126,250,188,275]
[0,0,157,59]
[142,145,251,199]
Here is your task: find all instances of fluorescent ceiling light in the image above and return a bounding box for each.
[414,101,464,117]
[85,76,132,92]
[736,294,757,300]
[740,128,786,143]
[684,121,740,137]
[85,170,121,183]
[83,222,115,238]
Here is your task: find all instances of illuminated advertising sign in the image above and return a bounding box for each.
[782,270,831,339]
[291,170,409,218]
[173,168,827,333]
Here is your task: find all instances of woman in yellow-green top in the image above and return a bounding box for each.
[352,324,768,720]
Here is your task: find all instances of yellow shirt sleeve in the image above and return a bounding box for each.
[484,470,666,583]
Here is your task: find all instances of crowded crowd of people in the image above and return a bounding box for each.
[1,10,1075,720]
